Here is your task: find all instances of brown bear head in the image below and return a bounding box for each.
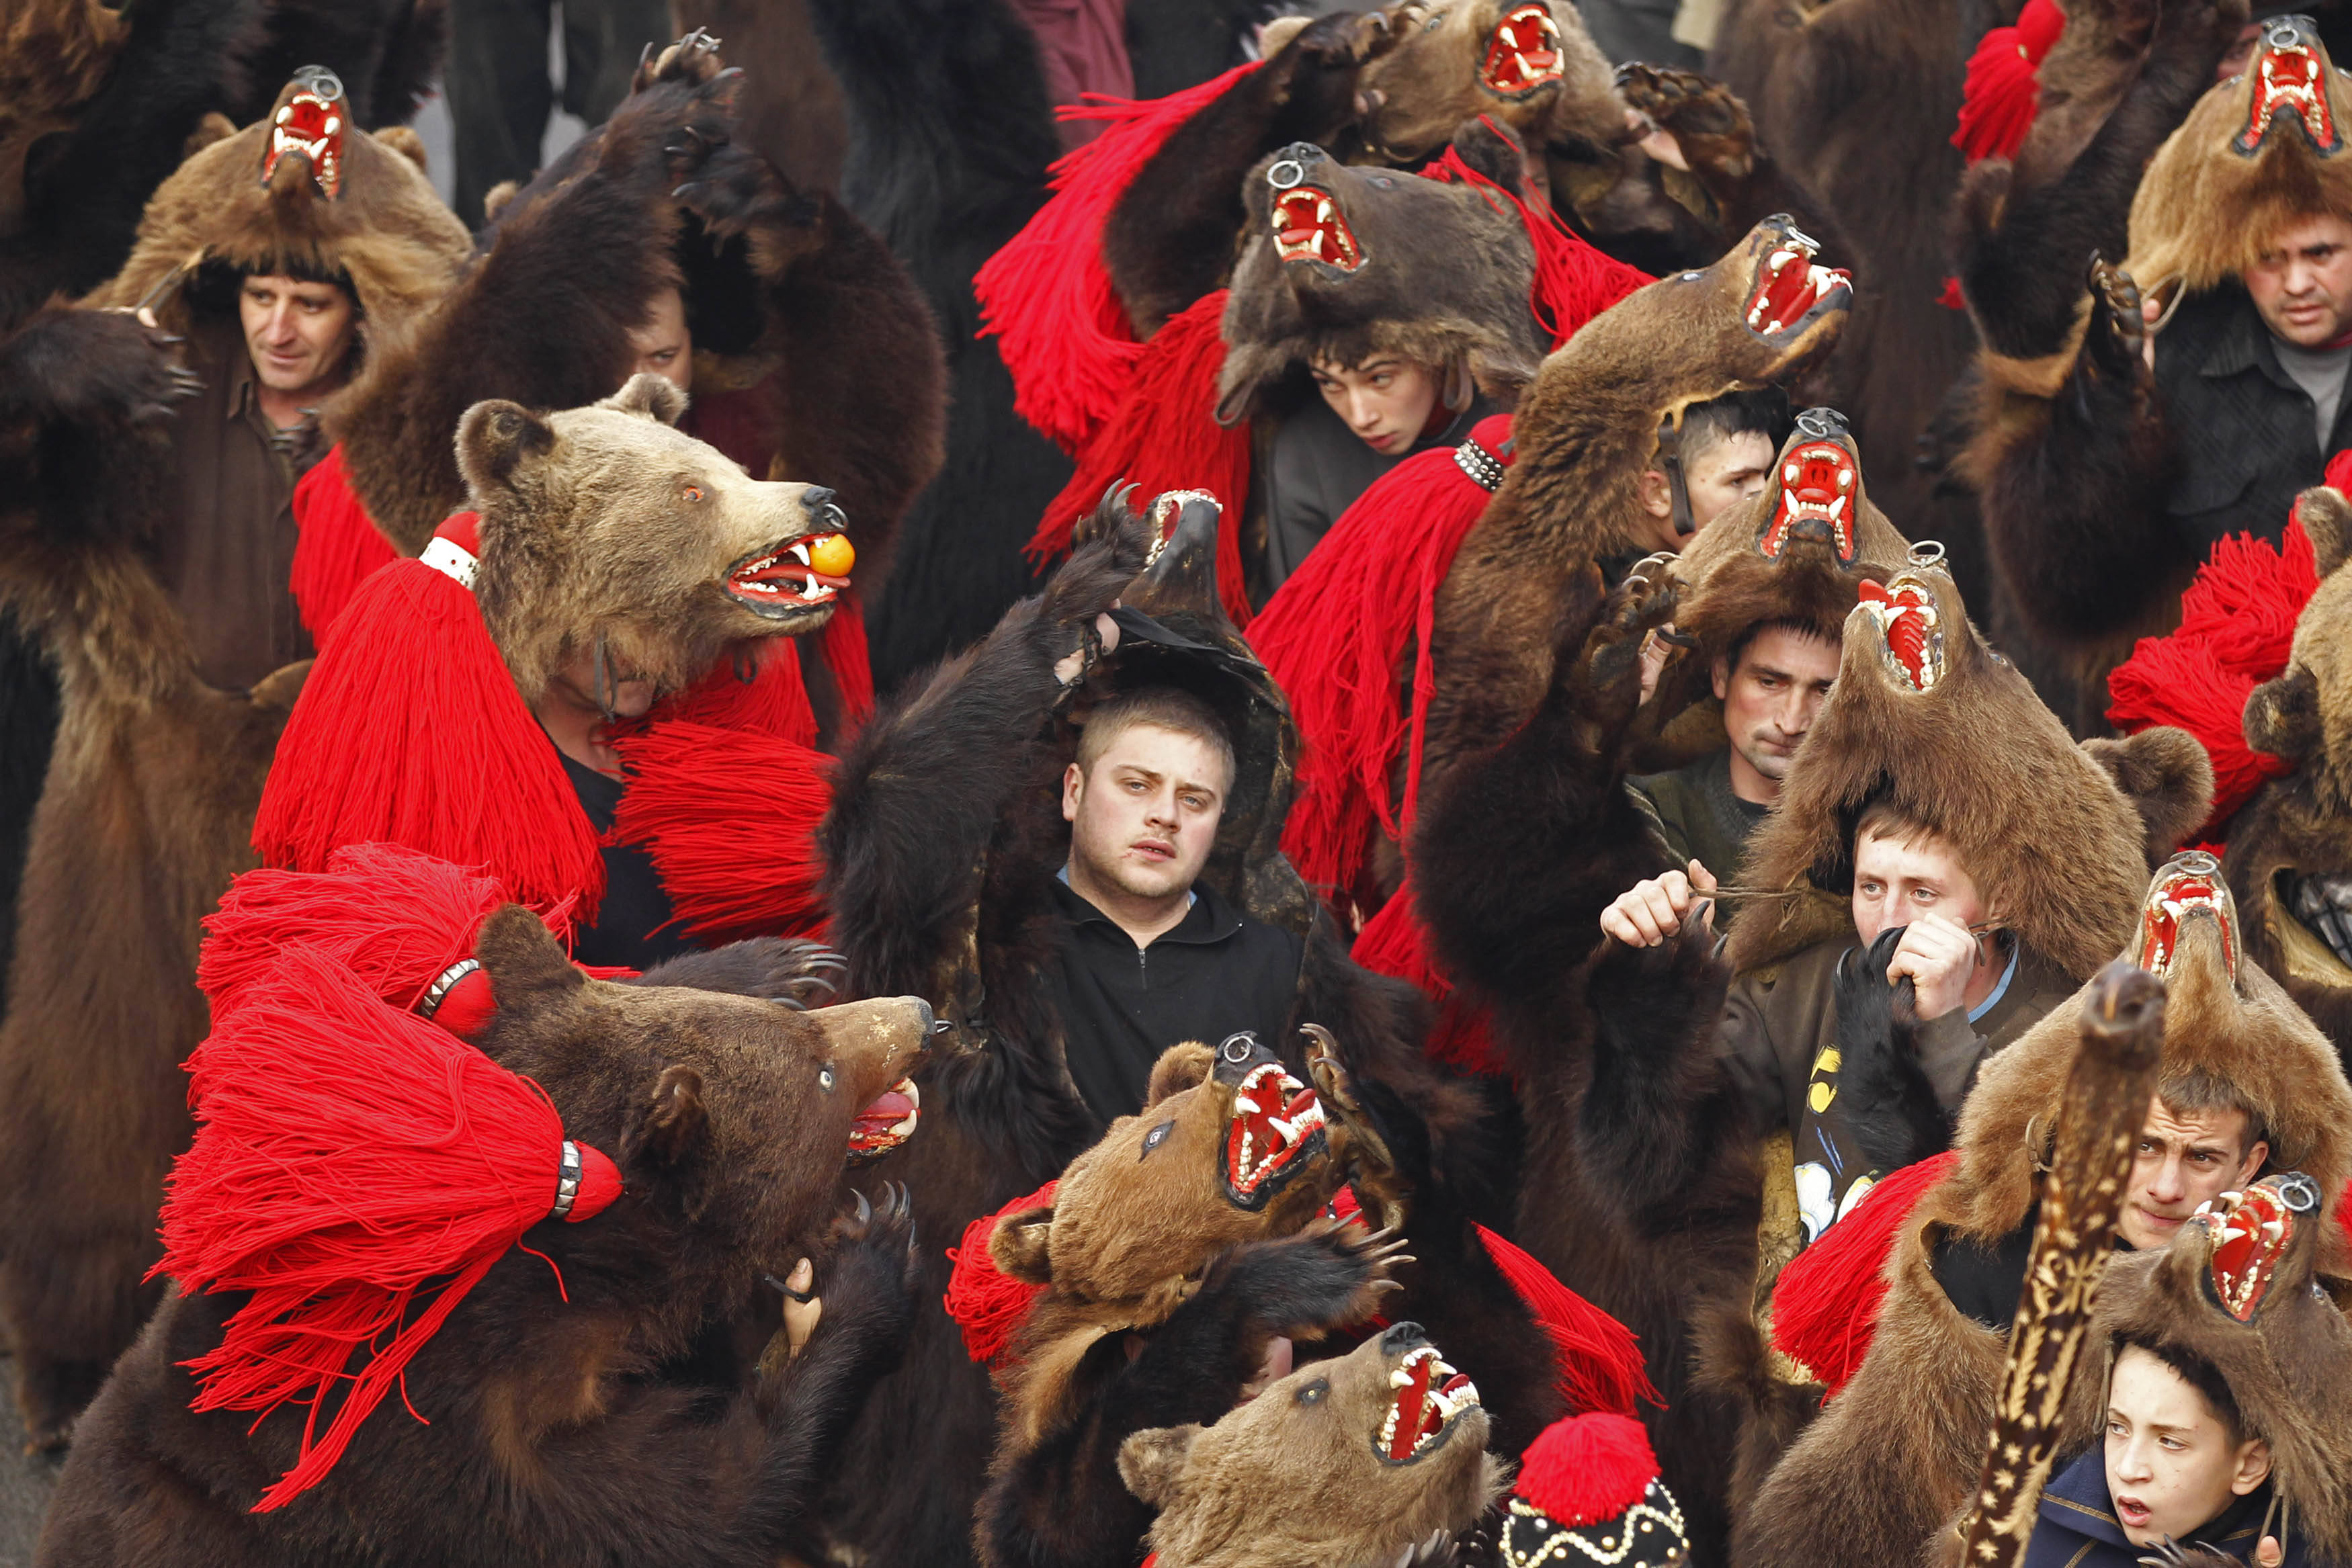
[1119,1322,1505,1568]
[2081,1171,2352,1563]
[456,374,851,705]
[990,1033,1345,1315]
[1353,1,1624,167]
[470,905,931,1296]
[1216,132,1544,425]
[1929,853,2352,1250]
[1724,556,2211,981]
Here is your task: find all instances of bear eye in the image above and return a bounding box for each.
[1140,1119,1175,1158]
[682,483,705,503]
[1294,1378,1329,1405]
[818,1064,837,1093]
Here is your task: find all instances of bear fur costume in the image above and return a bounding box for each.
[2226,486,2352,1071]
[0,91,472,1448]
[976,1033,1415,1568]
[813,491,1531,1567]
[34,905,936,1568]
[1736,855,2352,1568]
[1120,1321,1509,1568]
[793,0,1075,695]
[1954,0,2250,716]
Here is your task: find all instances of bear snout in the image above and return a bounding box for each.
[1380,1321,1428,1355]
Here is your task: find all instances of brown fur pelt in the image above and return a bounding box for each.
[2226,486,2352,1069]
[1736,861,2352,1568]
[1722,560,2212,982]
[1216,130,1544,426]
[0,0,130,230]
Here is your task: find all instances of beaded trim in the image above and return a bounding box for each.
[1455,439,1506,493]
[1500,1481,1688,1566]
[550,1140,585,1219]
[417,957,482,1018]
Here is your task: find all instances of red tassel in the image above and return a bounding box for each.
[1025,291,1257,625]
[942,1180,1059,1366]
[2107,519,2318,837]
[1938,275,1968,311]
[251,514,607,921]
[199,843,519,1024]
[1419,131,1653,349]
[816,594,876,731]
[605,720,833,943]
[157,945,620,1510]
[1951,0,2066,164]
[1251,415,1514,897]
[290,445,401,641]
[1769,1149,1959,1399]
[643,639,818,748]
[1351,881,1507,1076]
[1474,1223,1660,1418]
[1512,1412,1661,1528]
[974,64,1262,455]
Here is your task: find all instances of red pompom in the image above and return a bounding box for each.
[252,513,607,920]
[1951,0,2066,165]
[159,945,619,1510]
[1475,1224,1660,1418]
[974,64,1261,455]
[1769,1150,1959,1399]
[606,720,833,943]
[943,1181,1059,1366]
[289,444,400,640]
[1513,1412,1661,1528]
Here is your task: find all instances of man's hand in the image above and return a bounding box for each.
[1884,913,1980,1019]
[1053,611,1120,686]
[1600,860,1718,947]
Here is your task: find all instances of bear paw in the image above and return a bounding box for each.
[629,939,845,1008]
[633,27,728,94]
[2,308,199,434]
[1558,560,1681,750]
[800,1182,923,1377]
[1615,62,1757,181]
[1222,1221,1409,1336]
[2087,255,2146,371]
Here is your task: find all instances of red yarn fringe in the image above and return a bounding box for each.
[1769,1149,1960,1400]
[1951,0,2065,164]
[606,720,832,943]
[1419,130,1653,348]
[974,64,1261,456]
[644,639,818,748]
[817,595,876,731]
[1512,1412,1659,1528]
[1025,290,1256,625]
[251,516,607,920]
[159,946,612,1511]
[2107,519,2318,837]
[1475,1223,1660,1418]
[942,1180,1059,1366]
[290,445,400,640]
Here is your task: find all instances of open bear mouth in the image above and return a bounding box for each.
[1378,1344,1480,1465]
[1480,4,1564,97]
[848,1078,920,1162]
[1745,225,1850,339]
[1273,187,1366,272]
[1856,574,1943,693]
[1759,440,1859,561]
[1225,1061,1328,1207]
[2240,34,2341,156]
[263,69,347,198]
[2137,853,2235,981]
[2195,1175,2320,1322]
[726,532,852,617]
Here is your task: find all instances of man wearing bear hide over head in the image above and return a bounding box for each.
[816,490,1542,1566]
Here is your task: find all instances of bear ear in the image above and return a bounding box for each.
[1145,1042,1216,1107]
[476,904,587,1016]
[1116,1426,1200,1508]
[626,1063,708,1166]
[456,399,556,493]
[989,1204,1056,1285]
[2246,664,2323,763]
[601,372,688,428]
[2079,728,2216,865]
[2297,485,2352,577]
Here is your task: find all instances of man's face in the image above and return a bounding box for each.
[625,286,694,393]
[1712,625,1837,798]
[2117,1097,2267,1252]
[2105,1346,2269,1547]
[1635,429,1775,552]
[1309,355,1439,456]
[2245,211,2352,348]
[1851,828,1986,948]
[1062,724,1230,904]
[239,274,357,396]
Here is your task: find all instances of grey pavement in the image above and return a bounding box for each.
[0,1356,61,1568]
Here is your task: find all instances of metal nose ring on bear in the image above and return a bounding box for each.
[1267,159,1306,189]
[1219,1031,1260,1064]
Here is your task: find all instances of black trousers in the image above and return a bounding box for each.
[444,0,673,226]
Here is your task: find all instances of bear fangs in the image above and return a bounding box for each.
[1377,1345,1481,1464]
[1227,1062,1328,1199]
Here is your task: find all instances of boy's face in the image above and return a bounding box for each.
[1062,724,1229,905]
[2105,1345,2271,1547]
[1850,827,1986,948]
[2117,1097,2268,1252]
[1308,355,1439,456]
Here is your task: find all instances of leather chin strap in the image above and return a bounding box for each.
[1653,414,1697,541]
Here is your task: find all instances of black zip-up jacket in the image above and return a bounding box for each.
[1044,875,1305,1121]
